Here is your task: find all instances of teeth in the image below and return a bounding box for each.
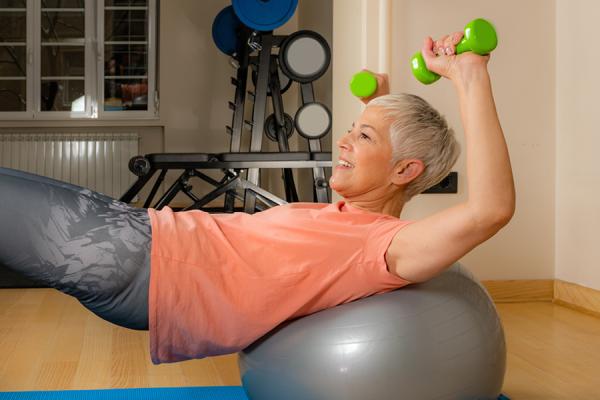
[338,160,353,168]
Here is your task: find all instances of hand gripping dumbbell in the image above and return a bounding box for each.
[349,71,378,99]
[411,18,497,84]
[349,18,497,97]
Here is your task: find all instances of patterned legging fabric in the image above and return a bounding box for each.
[0,167,151,330]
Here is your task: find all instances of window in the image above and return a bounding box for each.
[100,0,157,118]
[0,0,28,112]
[0,0,157,119]
[39,0,88,116]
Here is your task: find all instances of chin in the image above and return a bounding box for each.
[329,176,344,193]
[330,184,352,199]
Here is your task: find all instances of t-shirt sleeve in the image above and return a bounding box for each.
[363,218,415,286]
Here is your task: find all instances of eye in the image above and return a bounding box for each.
[360,132,370,140]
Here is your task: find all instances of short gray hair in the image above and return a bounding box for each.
[368,93,460,202]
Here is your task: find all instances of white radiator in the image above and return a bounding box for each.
[0,133,139,200]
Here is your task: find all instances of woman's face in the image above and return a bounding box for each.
[330,106,397,198]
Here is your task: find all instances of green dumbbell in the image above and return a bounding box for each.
[349,70,378,99]
[411,18,498,85]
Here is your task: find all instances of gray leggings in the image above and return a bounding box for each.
[0,167,151,330]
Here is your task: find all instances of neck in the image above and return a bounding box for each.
[345,194,405,217]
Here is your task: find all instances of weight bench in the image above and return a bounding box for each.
[120,151,332,213]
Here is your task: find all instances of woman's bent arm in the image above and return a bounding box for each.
[386,38,515,283]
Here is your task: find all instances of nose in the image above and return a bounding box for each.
[336,133,351,149]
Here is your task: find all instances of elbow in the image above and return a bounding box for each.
[492,208,514,229]
[497,192,517,226]
[471,200,515,233]
[471,190,516,231]
[477,206,514,233]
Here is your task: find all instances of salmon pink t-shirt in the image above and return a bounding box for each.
[146,200,413,364]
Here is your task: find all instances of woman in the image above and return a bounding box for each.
[0,31,515,364]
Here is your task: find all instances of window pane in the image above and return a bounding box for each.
[0,46,26,76]
[105,44,147,76]
[0,12,26,42]
[41,46,84,77]
[105,9,147,42]
[41,0,84,8]
[0,0,25,8]
[41,11,85,42]
[0,79,26,111]
[104,78,147,111]
[105,0,147,6]
[41,79,84,111]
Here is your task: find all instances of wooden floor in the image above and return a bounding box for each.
[1,289,600,398]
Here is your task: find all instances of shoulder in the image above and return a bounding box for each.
[286,202,332,211]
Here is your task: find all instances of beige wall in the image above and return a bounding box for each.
[556,0,600,290]
[297,0,334,200]
[334,0,556,281]
[158,0,232,201]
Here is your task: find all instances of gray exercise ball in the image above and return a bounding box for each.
[238,263,506,400]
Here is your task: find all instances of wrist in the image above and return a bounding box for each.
[451,64,491,93]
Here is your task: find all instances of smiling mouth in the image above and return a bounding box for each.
[337,160,354,168]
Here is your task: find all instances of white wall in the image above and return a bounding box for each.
[555,0,600,290]
[334,0,556,281]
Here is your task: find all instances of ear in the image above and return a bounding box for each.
[391,159,425,186]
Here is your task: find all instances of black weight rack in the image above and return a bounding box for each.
[120,29,332,213]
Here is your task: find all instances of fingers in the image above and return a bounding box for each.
[444,31,463,55]
[422,36,436,59]
[451,31,464,45]
[434,35,449,56]
[432,31,463,56]
[376,72,389,86]
[419,30,484,82]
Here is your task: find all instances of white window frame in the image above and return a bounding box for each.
[0,1,33,119]
[0,0,158,120]
[34,0,95,119]
[97,0,157,119]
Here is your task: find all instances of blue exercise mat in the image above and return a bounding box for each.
[0,387,510,400]
[0,386,249,400]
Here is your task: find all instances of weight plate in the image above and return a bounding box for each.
[212,6,243,55]
[129,155,151,176]
[279,30,331,83]
[265,113,294,142]
[232,0,298,32]
[295,102,331,139]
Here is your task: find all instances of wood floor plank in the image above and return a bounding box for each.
[1,289,600,398]
[497,302,600,399]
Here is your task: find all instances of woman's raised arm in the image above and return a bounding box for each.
[386,32,515,283]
